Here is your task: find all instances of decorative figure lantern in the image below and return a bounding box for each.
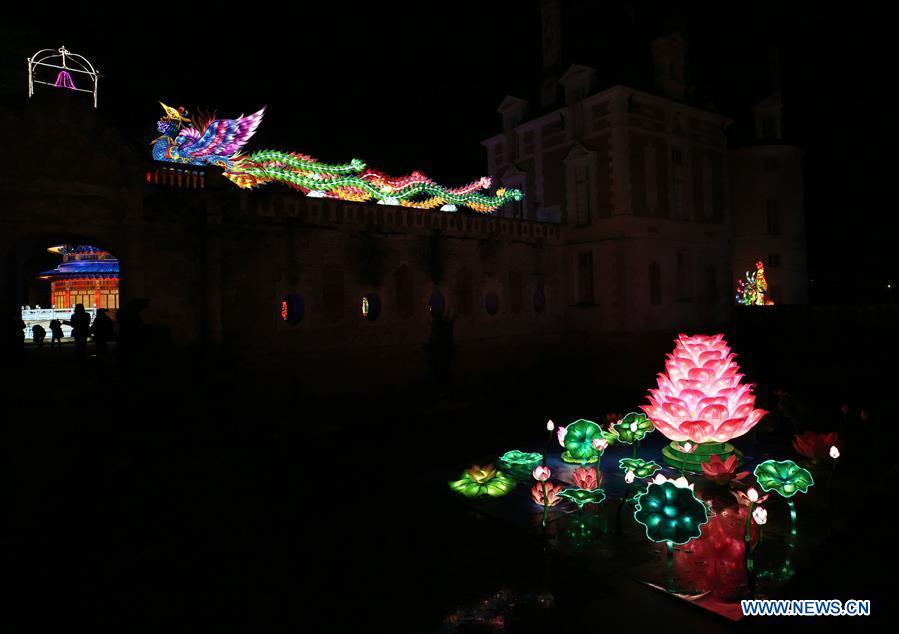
[642,334,766,472]
[28,46,99,107]
[736,261,774,306]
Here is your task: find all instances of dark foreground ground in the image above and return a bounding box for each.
[2,314,897,632]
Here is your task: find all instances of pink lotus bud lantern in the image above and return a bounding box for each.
[642,333,766,472]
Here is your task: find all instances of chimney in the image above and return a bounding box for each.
[651,33,687,100]
[540,0,562,107]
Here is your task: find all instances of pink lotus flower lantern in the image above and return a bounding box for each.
[642,333,767,471]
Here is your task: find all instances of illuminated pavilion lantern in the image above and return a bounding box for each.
[642,334,767,472]
[39,245,120,310]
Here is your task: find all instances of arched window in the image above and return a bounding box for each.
[509,270,523,314]
[534,287,546,314]
[428,291,446,319]
[395,265,413,319]
[485,291,499,316]
[705,266,718,303]
[649,262,662,306]
[361,294,381,321]
[281,293,305,325]
[322,264,344,322]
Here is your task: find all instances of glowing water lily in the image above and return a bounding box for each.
[618,457,662,479]
[497,450,542,475]
[732,488,769,507]
[752,506,768,525]
[651,474,694,490]
[532,466,552,482]
[448,465,515,498]
[531,481,564,507]
[793,431,841,464]
[625,470,635,484]
[556,426,568,446]
[633,477,709,544]
[560,419,603,464]
[572,466,601,490]
[591,437,609,452]
[829,446,840,459]
[558,487,606,509]
[753,460,814,498]
[700,454,750,485]
[612,412,654,444]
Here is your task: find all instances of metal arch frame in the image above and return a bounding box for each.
[28,46,100,108]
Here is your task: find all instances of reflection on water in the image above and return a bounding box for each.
[672,506,753,600]
[652,483,793,603]
[452,462,817,622]
[559,511,609,551]
[440,588,555,632]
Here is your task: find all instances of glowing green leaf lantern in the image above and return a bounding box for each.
[753,459,814,542]
[561,419,603,464]
[618,457,662,479]
[753,459,814,498]
[633,476,709,544]
[497,450,543,477]
[612,412,655,444]
[558,487,606,509]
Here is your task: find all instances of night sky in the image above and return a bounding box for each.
[2,2,892,303]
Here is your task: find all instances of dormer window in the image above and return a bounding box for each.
[559,65,598,105]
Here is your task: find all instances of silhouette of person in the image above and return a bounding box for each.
[13,317,26,356]
[91,308,114,357]
[116,298,148,372]
[67,304,91,361]
[49,319,64,347]
[32,323,46,347]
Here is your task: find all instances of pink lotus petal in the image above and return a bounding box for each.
[679,420,715,443]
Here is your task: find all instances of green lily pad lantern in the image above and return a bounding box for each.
[448,465,516,498]
[753,459,814,541]
[753,459,814,498]
[497,450,543,477]
[612,412,655,444]
[561,419,603,464]
[633,476,710,544]
[558,487,606,509]
[618,457,662,479]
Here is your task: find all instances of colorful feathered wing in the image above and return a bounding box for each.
[177,108,265,159]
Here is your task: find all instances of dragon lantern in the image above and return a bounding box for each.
[151,103,521,213]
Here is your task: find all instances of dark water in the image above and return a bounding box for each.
[2,342,895,631]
